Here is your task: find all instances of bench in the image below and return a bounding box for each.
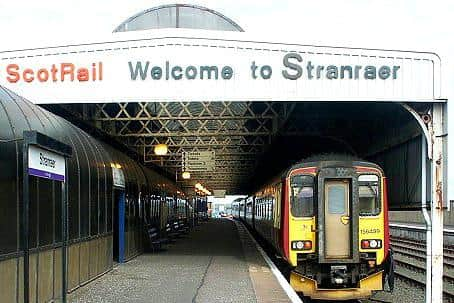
[146,225,167,252]
[178,220,190,234]
[166,222,180,239]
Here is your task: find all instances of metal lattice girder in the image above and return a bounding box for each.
[59,101,298,194]
[179,175,248,186]
[97,102,279,137]
[156,163,255,169]
[144,152,258,160]
[127,135,268,148]
[143,147,263,158]
[94,102,279,120]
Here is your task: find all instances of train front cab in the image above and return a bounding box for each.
[287,162,391,300]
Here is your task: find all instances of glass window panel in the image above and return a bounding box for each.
[328,185,345,214]
[78,149,90,238]
[0,132,18,254]
[54,181,62,243]
[116,5,241,32]
[178,6,238,31]
[125,7,176,31]
[290,175,314,217]
[29,177,38,249]
[359,175,380,215]
[106,172,113,233]
[67,155,79,240]
[98,167,106,234]
[39,178,54,246]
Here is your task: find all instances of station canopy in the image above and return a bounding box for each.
[0,4,446,209]
[48,100,428,210]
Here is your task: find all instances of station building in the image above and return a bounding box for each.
[0,3,449,303]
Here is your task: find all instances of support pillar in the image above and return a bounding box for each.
[430,103,447,303]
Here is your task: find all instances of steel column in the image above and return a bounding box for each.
[421,135,431,303]
[22,138,30,303]
[430,103,446,303]
[61,159,68,303]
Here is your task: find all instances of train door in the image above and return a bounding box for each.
[324,180,351,259]
[113,189,125,263]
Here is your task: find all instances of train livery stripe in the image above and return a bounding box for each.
[282,179,289,260]
[383,177,390,259]
[288,167,317,177]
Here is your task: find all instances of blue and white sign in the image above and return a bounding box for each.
[28,145,66,182]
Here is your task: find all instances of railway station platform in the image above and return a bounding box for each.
[68,219,295,303]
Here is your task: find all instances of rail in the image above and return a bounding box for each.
[389,223,454,235]
[390,236,454,302]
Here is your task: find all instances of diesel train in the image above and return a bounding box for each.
[233,156,394,300]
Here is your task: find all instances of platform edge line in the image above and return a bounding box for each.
[235,220,305,303]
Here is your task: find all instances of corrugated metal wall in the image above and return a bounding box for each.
[369,135,431,209]
[0,86,180,303]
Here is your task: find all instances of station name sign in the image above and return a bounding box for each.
[3,52,400,84]
[128,53,400,81]
[0,36,437,103]
[28,145,66,181]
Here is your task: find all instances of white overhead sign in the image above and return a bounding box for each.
[0,35,440,103]
[182,151,215,172]
[28,145,66,181]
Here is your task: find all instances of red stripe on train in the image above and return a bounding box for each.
[282,178,289,260]
[383,177,390,259]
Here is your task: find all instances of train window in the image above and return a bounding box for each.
[359,175,380,215]
[327,185,346,214]
[290,175,314,217]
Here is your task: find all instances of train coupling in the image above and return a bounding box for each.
[330,265,348,285]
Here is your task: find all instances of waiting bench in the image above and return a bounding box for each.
[146,225,167,252]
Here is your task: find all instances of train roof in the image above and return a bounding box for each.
[283,154,384,178]
[251,154,384,195]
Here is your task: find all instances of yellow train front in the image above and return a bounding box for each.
[239,157,394,301]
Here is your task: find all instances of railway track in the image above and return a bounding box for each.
[391,236,454,302]
[391,237,454,268]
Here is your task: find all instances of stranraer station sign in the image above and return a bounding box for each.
[3,54,400,83]
[0,35,440,104]
[127,53,401,81]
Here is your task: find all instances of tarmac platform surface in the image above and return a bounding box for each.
[68,219,293,303]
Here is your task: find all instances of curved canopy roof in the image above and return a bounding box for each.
[114,4,244,32]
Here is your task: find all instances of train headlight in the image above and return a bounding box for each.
[291,240,312,250]
[361,239,382,249]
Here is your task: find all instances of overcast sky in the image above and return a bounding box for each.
[0,0,452,199]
